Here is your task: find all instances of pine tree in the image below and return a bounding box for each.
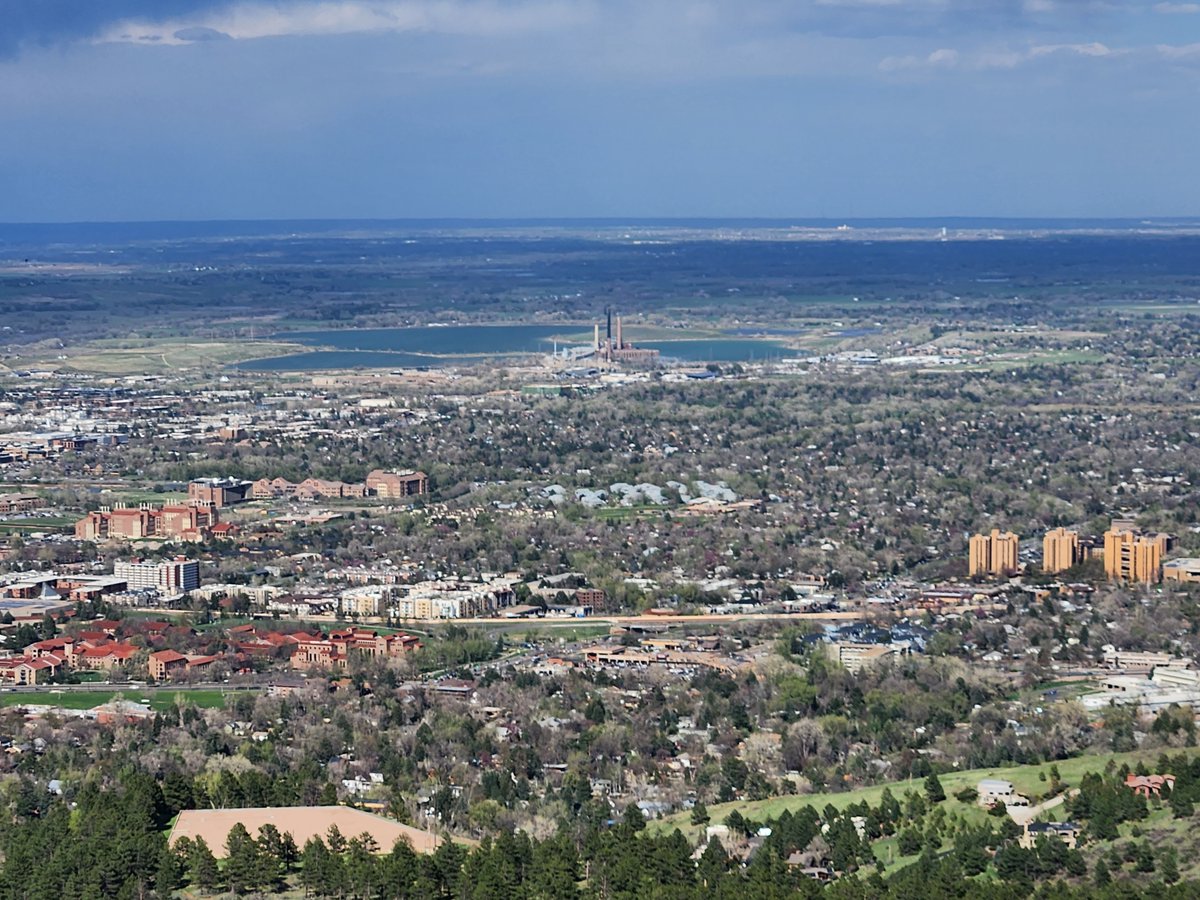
[924,773,946,803]
[188,837,220,892]
[690,801,710,826]
[1161,847,1180,884]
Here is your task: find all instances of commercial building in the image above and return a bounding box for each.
[0,494,41,514]
[365,469,428,499]
[968,529,1019,578]
[1103,525,1170,584]
[114,557,200,593]
[1042,528,1082,574]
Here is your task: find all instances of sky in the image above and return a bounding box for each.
[1,0,1198,220]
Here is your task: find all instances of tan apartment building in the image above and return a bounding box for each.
[968,529,1019,578]
[1103,526,1170,584]
[1043,527,1082,574]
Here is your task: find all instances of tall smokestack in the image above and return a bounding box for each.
[606,307,612,342]
[616,316,623,349]
[594,323,600,351]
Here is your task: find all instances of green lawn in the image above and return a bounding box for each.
[651,747,1200,842]
[0,688,233,712]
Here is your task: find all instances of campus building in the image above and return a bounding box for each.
[75,503,219,543]
[113,557,200,593]
[188,478,253,508]
[968,529,1019,578]
[365,469,429,499]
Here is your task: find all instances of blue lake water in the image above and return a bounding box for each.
[236,325,793,371]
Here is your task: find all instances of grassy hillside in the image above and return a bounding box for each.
[652,747,1200,841]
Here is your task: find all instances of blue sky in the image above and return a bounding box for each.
[2,0,1198,220]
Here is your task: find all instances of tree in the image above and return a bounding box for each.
[187,837,220,892]
[1134,840,1156,873]
[1161,846,1180,884]
[225,822,266,894]
[155,845,183,896]
[924,772,946,803]
[690,801,710,826]
[622,803,646,832]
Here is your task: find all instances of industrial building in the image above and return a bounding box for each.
[592,309,660,365]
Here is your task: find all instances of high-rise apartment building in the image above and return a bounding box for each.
[968,529,1020,578]
[1103,525,1169,584]
[1042,527,1082,574]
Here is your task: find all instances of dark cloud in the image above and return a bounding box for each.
[0,1,236,56]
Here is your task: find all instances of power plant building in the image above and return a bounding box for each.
[593,310,660,365]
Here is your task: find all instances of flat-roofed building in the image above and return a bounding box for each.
[1043,527,1081,574]
[968,529,1019,578]
[366,469,428,499]
[75,503,218,543]
[1164,558,1200,585]
[188,478,253,508]
[168,806,451,857]
[1104,525,1170,583]
[114,557,200,593]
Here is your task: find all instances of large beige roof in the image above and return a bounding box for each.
[168,806,445,857]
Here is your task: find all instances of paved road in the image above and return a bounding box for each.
[1008,789,1077,825]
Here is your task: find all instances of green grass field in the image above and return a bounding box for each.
[651,746,1200,843]
[0,517,74,533]
[0,688,233,712]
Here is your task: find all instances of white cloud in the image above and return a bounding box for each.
[881,39,1135,72]
[95,0,592,45]
[1154,2,1200,12]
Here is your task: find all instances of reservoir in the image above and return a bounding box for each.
[237,325,793,371]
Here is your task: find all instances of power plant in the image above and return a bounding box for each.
[593,308,660,365]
